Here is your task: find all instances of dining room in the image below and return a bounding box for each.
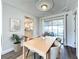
[1,0,78,59]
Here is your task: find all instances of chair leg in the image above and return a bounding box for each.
[40,56,42,59]
[26,49,30,58]
[34,53,36,59]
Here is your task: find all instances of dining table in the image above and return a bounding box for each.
[23,37,56,59]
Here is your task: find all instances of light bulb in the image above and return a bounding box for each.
[41,4,48,11]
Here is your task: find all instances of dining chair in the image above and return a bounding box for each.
[50,40,61,59]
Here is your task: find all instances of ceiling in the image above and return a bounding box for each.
[2,0,78,17]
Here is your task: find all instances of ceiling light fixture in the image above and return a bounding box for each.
[41,4,48,11]
[36,0,54,11]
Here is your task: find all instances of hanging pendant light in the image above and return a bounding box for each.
[36,0,54,11]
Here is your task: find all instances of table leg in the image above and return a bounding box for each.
[44,50,50,59]
[43,55,47,59]
[23,46,26,59]
[47,50,50,59]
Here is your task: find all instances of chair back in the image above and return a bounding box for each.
[50,40,61,59]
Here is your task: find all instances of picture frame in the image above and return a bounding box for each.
[10,18,20,32]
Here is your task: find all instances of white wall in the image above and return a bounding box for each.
[0,0,2,57]
[33,17,40,37]
[2,3,38,55]
[37,18,43,36]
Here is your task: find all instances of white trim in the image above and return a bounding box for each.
[41,12,66,19]
[40,10,76,20]
[1,48,14,55]
[63,14,67,46]
[77,1,79,59]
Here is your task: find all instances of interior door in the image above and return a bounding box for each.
[66,11,76,48]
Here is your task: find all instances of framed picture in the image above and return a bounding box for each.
[10,18,20,32]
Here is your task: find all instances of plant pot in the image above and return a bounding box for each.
[14,43,21,52]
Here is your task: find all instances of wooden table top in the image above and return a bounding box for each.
[23,37,56,56]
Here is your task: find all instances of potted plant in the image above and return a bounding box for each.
[11,34,21,52]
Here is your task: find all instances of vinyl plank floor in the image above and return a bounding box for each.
[1,45,77,59]
[2,50,22,59]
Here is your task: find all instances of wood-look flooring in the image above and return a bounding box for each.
[60,45,77,59]
[1,45,77,59]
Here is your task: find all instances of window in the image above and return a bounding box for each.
[43,18,64,42]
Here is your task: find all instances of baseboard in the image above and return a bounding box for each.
[1,48,14,55]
